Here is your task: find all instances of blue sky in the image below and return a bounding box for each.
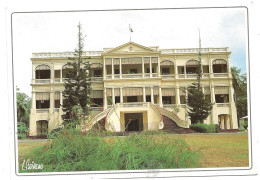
[12,7,248,95]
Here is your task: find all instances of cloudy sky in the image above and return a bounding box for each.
[12,7,247,96]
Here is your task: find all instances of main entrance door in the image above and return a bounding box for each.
[124,113,143,131]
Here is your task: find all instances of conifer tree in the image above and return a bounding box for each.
[186,30,212,124]
[62,23,91,126]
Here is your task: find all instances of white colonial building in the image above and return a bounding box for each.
[29,41,238,136]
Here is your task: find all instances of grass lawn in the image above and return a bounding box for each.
[18,132,249,170]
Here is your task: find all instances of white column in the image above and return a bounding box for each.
[229,85,234,103]
[211,86,215,103]
[104,88,107,110]
[151,86,154,104]
[159,87,163,107]
[120,87,123,103]
[32,92,36,109]
[60,91,63,106]
[103,59,106,80]
[143,87,146,102]
[176,87,180,105]
[50,92,54,113]
[119,58,122,79]
[112,88,115,105]
[184,66,186,77]
[111,58,114,79]
[175,63,178,79]
[202,86,205,94]
[142,57,145,78]
[149,57,152,78]
[157,58,161,77]
[60,69,62,83]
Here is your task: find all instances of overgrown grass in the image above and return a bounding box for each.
[19,129,201,172]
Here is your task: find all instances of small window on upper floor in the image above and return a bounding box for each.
[94,70,102,77]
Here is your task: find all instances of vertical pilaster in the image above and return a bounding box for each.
[143,87,146,102]
[103,59,106,80]
[120,87,123,103]
[149,57,152,78]
[32,92,36,109]
[111,58,114,79]
[119,58,122,79]
[112,88,115,105]
[157,57,161,77]
[229,85,234,103]
[175,62,178,79]
[159,87,163,107]
[142,57,145,78]
[211,86,215,103]
[176,87,180,105]
[151,86,154,104]
[50,92,54,113]
[104,88,107,110]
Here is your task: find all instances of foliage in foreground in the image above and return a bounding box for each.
[190,123,219,133]
[19,129,201,172]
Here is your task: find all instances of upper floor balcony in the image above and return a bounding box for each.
[31,59,231,85]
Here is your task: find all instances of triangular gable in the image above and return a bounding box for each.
[105,42,155,54]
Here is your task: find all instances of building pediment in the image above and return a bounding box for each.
[103,42,157,54]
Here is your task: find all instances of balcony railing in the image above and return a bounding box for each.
[213,73,228,78]
[90,77,103,82]
[217,103,229,107]
[118,102,148,108]
[161,74,175,79]
[163,104,176,108]
[36,109,49,113]
[32,79,51,84]
[161,47,228,54]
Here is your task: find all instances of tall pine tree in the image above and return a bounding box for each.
[186,30,212,124]
[62,23,91,126]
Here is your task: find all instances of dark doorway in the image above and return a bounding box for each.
[124,113,143,131]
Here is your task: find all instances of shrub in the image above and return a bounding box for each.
[19,128,201,172]
[17,122,27,139]
[190,123,218,133]
[243,121,248,130]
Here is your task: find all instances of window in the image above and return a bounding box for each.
[92,98,103,107]
[114,69,120,74]
[54,100,60,108]
[130,69,138,74]
[36,100,50,109]
[146,95,151,102]
[94,70,102,77]
[162,96,172,104]
[115,96,120,104]
[146,68,155,73]
[215,94,229,103]
[162,68,170,75]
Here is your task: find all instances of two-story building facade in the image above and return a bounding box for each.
[29,41,238,136]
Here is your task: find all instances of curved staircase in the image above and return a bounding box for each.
[162,116,197,134]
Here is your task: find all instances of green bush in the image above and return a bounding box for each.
[17,122,27,139]
[19,128,201,172]
[243,121,248,130]
[190,123,218,133]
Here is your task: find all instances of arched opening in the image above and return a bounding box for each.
[36,120,48,135]
[212,59,227,73]
[186,60,199,74]
[218,114,231,129]
[160,60,174,76]
[90,63,103,81]
[35,64,50,79]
